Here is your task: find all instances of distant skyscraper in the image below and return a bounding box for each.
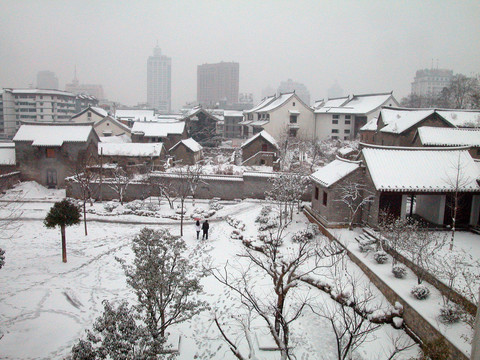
[147,45,171,113]
[327,81,344,98]
[65,68,105,100]
[277,79,310,105]
[37,71,59,90]
[411,68,453,97]
[197,62,239,107]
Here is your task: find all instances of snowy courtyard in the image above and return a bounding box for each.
[1,182,421,359]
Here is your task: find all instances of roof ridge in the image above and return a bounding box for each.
[360,142,472,151]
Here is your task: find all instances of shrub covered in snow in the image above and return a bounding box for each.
[392,265,407,279]
[358,242,374,253]
[255,205,272,224]
[411,284,430,300]
[103,201,119,213]
[226,216,245,231]
[439,303,462,324]
[258,218,278,231]
[373,251,388,264]
[291,225,318,243]
[209,199,223,211]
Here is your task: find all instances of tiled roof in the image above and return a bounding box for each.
[13,124,93,146]
[310,158,361,187]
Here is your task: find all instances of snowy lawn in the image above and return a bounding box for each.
[0,186,419,359]
[332,228,475,358]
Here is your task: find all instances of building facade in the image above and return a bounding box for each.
[197,62,239,107]
[147,46,172,113]
[65,73,105,100]
[411,68,453,97]
[0,89,80,138]
[277,79,311,106]
[37,71,59,90]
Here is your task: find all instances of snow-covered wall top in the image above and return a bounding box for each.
[418,127,480,147]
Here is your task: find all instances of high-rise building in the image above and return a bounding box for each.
[147,46,171,113]
[277,79,311,106]
[65,70,105,101]
[197,62,239,107]
[37,71,59,90]
[411,68,453,97]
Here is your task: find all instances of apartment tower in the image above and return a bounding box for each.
[147,45,171,113]
[197,62,239,107]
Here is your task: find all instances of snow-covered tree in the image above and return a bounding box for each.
[107,166,133,205]
[71,154,98,236]
[44,199,81,263]
[266,172,309,226]
[117,228,208,346]
[335,180,374,230]
[171,164,204,236]
[70,300,147,359]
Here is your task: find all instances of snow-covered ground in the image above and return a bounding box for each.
[332,228,477,358]
[0,182,420,359]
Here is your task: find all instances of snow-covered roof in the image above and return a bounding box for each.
[131,121,185,137]
[170,138,203,152]
[338,146,355,156]
[379,108,436,134]
[417,127,480,147]
[0,143,15,165]
[156,115,184,122]
[436,110,480,128]
[257,93,294,113]
[360,117,378,131]
[114,109,156,122]
[362,146,480,192]
[99,134,132,143]
[310,158,361,187]
[7,88,75,97]
[241,130,279,149]
[182,107,221,121]
[315,92,395,115]
[244,95,276,114]
[13,124,94,146]
[224,110,243,117]
[71,106,108,120]
[98,142,163,157]
[95,116,131,134]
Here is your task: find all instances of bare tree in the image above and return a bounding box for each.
[71,154,98,235]
[171,164,204,236]
[107,166,134,205]
[335,180,375,230]
[444,152,472,251]
[397,221,447,284]
[149,175,178,209]
[308,272,381,360]
[266,172,309,226]
[438,74,480,109]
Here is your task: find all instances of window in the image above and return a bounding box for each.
[332,129,339,133]
[315,187,319,200]
[292,102,295,106]
[46,148,56,158]
[289,128,298,137]
[322,191,328,206]
[345,115,351,119]
[260,159,266,165]
[344,136,349,140]
[261,144,268,152]
[333,115,339,119]
[345,120,350,124]
[344,129,350,134]
[332,119,338,124]
[290,115,297,123]
[88,112,92,118]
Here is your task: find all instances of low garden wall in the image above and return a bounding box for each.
[304,206,469,360]
[66,172,312,202]
[0,172,21,194]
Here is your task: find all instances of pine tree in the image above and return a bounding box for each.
[44,199,81,263]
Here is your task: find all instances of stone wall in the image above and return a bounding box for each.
[67,172,311,202]
[0,171,21,193]
[241,137,278,165]
[304,208,469,360]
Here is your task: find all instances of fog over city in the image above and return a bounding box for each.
[0,0,479,110]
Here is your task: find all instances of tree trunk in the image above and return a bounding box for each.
[275,293,285,337]
[83,200,88,236]
[180,199,184,236]
[61,224,67,263]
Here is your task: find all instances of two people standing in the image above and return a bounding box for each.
[195,219,209,240]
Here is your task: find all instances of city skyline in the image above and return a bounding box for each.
[0,1,479,111]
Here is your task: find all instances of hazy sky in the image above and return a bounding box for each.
[1,0,479,110]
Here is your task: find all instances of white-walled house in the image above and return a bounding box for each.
[240,92,314,141]
[314,92,398,140]
[71,106,108,123]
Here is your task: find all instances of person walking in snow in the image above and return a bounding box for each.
[195,220,201,240]
[202,220,210,240]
